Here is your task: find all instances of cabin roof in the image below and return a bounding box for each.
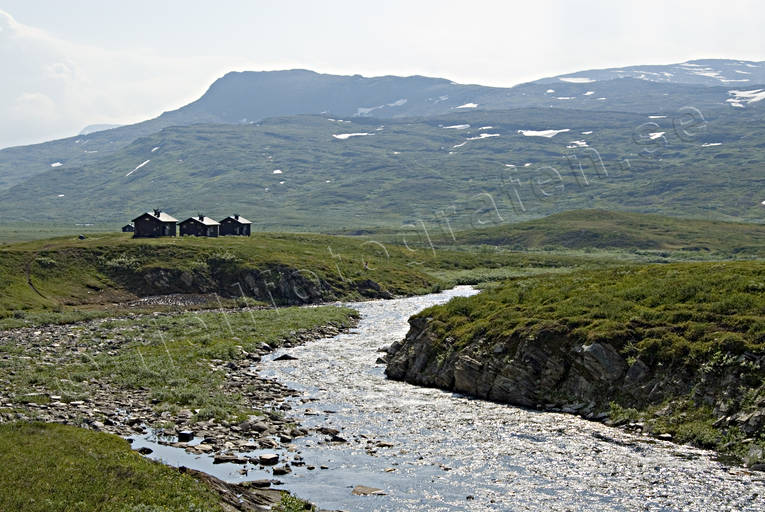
[221,215,252,224]
[132,211,178,223]
[181,216,221,226]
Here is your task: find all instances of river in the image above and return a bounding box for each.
[133,286,764,510]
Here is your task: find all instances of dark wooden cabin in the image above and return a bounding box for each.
[121,223,134,233]
[179,215,220,237]
[219,214,252,236]
[132,210,177,238]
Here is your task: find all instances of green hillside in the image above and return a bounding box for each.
[1,105,763,230]
[449,209,765,256]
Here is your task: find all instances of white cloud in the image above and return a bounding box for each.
[0,9,246,149]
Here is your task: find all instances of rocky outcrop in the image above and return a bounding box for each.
[109,263,393,305]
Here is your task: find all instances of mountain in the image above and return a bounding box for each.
[79,124,123,135]
[533,59,765,87]
[0,60,764,229]
[4,61,765,192]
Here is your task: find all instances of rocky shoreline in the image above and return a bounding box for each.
[385,316,765,470]
[0,310,358,511]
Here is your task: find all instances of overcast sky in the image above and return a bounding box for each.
[1,0,763,149]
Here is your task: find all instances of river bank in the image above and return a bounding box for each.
[385,263,765,469]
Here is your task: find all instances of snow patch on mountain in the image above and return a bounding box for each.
[126,160,150,177]
[518,129,570,138]
[333,133,372,140]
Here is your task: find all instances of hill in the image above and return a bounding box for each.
[449,210,765,256]
[0,232,442,321]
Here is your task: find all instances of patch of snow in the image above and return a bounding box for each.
[518,128,570,138]
[596,97,607,100]
[443,124,470,130]
[388,98,407,107]
[559,77,595,83]
[151,146,160,153]
[279,181,285,184]
[125,159,150,177]
[50,162,63,167]
[583,91,595,96]
[649,132,666,140]
[452,141,468,148]
[332,133,371,140]
[556,97,573,100]
[649,115,666,119]
[392,151,400,155]
[57,194,65,197]
[746,64,758,68]
[504,164,516,168]
[326,180,331,183]
[566,140,588,148]
[721,79,750,83]
[735,70,752,75]
[524,163,532,167]
[456,103,478,109]
[701,142,722,147]
[545,89,555,94]
[581,131,593,135]
[479,126,494,130]
[727,89,765,106]
[83,150,98,154]
[273,169,283,174]
[466,133,500,140]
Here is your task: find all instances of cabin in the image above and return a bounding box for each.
[132,210,177,238]
[219,214,252,236]
[121,223,134,233]
[179,215,220,237]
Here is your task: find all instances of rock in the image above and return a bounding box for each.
[239,418,269,433]
[274,353,298,361]
[258,453,280,465]
[272,465,291,475]
[750,463,765,472]
[136,447,153,455]
[581,343,626,382]
[375,356,387,365]
[318,427,339,436]
[177,430,195,442]
[245,479,272,488]
[624,360,649,385]
[352,485,386,496]
[213,454,248,465]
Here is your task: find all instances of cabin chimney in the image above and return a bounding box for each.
[153,209,161,217]
[234,214,239,220]
[198,213,204,221]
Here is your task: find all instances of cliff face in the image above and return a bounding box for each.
[385,315,765,465]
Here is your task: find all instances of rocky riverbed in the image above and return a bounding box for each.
[0,309,354,494]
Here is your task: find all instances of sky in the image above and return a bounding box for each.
[1,0,763,149]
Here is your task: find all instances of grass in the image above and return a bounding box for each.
[2,305,358,421]
[0,422,224,512]
[418,261,765,364]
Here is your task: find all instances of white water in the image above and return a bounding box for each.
[255,287,764,511]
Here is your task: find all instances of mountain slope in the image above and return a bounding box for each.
[1,105,762,229]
